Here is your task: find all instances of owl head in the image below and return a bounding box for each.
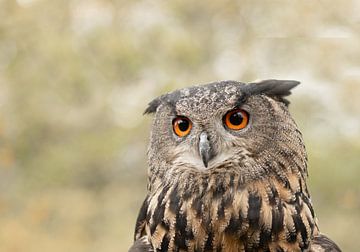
[144,80,306,183]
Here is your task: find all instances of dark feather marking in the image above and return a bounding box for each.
[150,186,169,234]
[224,215,242,234]
[157,185,169,209]
[235,92,249,107]
[287,231,298,244]
[289,191,302,205]
[162,220,170,231]
[229,174,235,188]
[174,230,187,250]
[186,227,194,240]
[248,193,261,229]
[294,192,303,212]
[217,202,225,219]
[203,213,212,233]
[175,212,187,234]
[182,183,193,201]
[204,232,214,251]
[299,177,303,192]
[192,195,203,218]
[150,185,171,235]
[271,200,284,235]
[182,191,192,201]
[134,196,149,240]
[302,195,315,218]
[213,177,226,198]
[150,203,165,234]
[146,209,152,224]
[223,193,233,207]
[174,213,187,248]
[293,214,308,247]
[259,229,272,248]
[218,194,232,219]
[159,235,170,252]
[282,204,297,244]
[286,223,298,243]
[267,184,278,206]
[169,184,180,213]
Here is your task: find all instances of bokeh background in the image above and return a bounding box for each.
[0,0,359,251]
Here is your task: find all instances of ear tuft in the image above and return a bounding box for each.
[245,79,300,106]
[143,98,161,115]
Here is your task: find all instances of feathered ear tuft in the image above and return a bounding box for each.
[243,79,300,106]
[143,97,162,115]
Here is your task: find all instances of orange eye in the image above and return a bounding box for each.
[173,117,192,137]
[223,109,249,130]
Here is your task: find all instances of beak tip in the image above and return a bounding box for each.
[203,160,208,168]
[200,150,210,168]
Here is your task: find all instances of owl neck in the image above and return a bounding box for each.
[145,160,318,251]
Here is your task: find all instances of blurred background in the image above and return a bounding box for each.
[0,0,359,251]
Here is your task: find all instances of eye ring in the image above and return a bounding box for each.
[173,116,192,137]
[223,109,249,130]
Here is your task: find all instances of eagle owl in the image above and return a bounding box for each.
[129,80,341,252]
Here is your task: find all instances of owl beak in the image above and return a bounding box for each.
[199,132,212,168]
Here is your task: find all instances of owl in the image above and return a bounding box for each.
[129,80,341,252]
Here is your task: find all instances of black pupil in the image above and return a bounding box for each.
[178,119,189,131]
[229,111,243,125]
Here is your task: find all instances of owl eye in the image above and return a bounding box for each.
[223,109,249,130]
[173,116,192,137]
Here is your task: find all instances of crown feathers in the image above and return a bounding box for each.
[144,79,300,114]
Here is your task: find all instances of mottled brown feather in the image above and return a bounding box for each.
[131,80,340,252]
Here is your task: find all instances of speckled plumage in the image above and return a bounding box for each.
[129,80,341,252]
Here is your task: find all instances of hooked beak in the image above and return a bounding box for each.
[199,132,212,168]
